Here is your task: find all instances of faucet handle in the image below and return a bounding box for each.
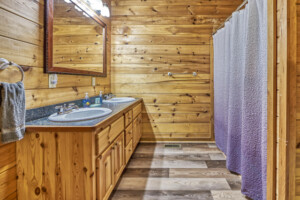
[68,103,75,107]
[55,105,64,114]
[55,105,63,109]
[104,94,109,100]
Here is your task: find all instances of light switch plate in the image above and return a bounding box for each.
[92,77,96,86]
[49,74,58,88]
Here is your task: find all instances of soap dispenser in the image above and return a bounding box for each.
[99,91,103,105]
[82,93,91,108]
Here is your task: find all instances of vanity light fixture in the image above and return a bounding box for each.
[101,3,110,17]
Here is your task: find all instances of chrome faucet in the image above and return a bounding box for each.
[55,103,79,115]
[104,93,116,100]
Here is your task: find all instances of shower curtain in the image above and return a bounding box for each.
[213,0,267,199]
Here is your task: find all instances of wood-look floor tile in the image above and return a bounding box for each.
[127,157,207,168]
[208,143,217,148]
[226,178,242,190]
[115,177,231,191]
[122,168,169,178]
[206,160,227,168]
[112,143,247,200]
[211,190,248,200]
[132,153,211,160]
[180,143,209,148]
[135,144,183,154]
[183,147,221,154]
[110,190,213,200]
[209,153,226,160]
[169,168,239,178]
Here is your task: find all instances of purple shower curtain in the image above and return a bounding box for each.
[226,9,247,174]
[213,0,267,199]
[241,0,267,199]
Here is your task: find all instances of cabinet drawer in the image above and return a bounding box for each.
[124,110,133,127]
[125,124,133,146]
[125,140,133,164]
[133,103,142,119]
[96,116,124,155]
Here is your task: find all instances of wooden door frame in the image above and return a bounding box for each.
[267,0,277,199]
[271,0,297,199]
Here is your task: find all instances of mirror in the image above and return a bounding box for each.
[45,0,107,76]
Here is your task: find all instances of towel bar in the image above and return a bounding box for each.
[0,58,24,82]
[168,72,197,77]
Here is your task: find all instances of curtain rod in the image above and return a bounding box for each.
[212,0,248,36]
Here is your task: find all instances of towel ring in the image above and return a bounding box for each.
[0,58,24,82]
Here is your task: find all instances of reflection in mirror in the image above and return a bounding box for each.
[45,0,107,76]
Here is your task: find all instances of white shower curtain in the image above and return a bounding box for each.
[226,7,248,174]
[213,0,267,199]
[213,28,226,153]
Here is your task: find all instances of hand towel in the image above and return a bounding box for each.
[0,82,26,143]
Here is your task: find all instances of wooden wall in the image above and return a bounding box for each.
[110,0,243,142]
[296,0,300,199]
[0,0,111,110]
[0,0,111,199]
[276,0,297,199]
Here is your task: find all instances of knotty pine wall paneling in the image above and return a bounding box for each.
[111,0,243,142]
[0,0,111,110]
[296,0,300,198]
[0,0,111,199]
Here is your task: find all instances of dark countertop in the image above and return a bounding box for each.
[25,98,142,133]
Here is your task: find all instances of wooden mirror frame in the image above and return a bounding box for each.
[44,0,107,77]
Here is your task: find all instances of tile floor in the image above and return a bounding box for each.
[110,143,250,200]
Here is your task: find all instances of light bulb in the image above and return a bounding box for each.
[74,6,82,12]
[101,4,110,17]
[88,0,103,11]
[64,0,71,3]
[83,12,90,18]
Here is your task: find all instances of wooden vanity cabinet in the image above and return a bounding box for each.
[17,101,142,200]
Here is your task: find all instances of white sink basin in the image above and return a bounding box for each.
[104,97,136,103]
[48,107,112,122]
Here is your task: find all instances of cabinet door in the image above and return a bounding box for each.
[132,117,139,150]
[137,113,142,141]
[96,145,114,200]
[114,132,125,182]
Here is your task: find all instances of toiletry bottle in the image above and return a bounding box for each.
[83,93,91,108]
[99,91,103,105]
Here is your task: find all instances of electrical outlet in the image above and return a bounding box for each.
[92,77,96,86]
[49,74,58,88]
